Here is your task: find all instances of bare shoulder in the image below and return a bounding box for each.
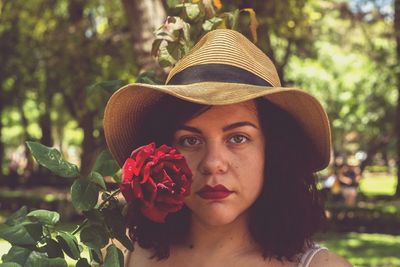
[309,250,352,267]
[125,244,157,267]
[101,240,155,267]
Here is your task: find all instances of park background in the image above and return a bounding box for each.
[0,0,400,266]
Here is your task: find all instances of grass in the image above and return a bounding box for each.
[316,232,400,267]
[359,172,397,197]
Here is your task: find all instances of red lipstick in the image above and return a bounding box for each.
[197,184,233,200]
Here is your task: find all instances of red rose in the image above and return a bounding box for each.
[119,143,192,223]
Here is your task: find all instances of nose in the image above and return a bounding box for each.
[198,142,229,175]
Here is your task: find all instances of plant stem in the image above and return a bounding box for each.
[71,188,121,235]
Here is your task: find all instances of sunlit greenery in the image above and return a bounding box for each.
[317,232,400,267]
[360,173,398,196]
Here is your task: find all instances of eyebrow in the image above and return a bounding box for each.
[176,121,259,134]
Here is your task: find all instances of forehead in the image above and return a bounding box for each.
[184,100,259,125]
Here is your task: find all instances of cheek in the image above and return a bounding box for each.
[180,153,201,190]
[243,148,265,195]
[183,154,199,176]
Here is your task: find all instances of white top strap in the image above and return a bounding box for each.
[298,245,328,267]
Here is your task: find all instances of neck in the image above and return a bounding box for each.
[184,212,259,258]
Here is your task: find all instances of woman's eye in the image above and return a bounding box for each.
[228,135,249,144]
[179,136,202,147]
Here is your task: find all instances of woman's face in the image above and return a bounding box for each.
[172,100,266,226]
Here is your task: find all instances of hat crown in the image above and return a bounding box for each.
[166,29,281,87]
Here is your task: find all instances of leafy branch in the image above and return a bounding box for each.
[152,0,258,67]
[0,143,128,266]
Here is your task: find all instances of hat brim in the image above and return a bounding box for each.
[103,82,331,171]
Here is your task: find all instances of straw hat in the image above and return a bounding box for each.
[103,29,331,171]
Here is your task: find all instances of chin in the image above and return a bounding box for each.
[191,205,247,227]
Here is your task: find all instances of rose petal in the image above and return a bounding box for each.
[131,179,143,199]
[143,178,157,203]
[157,144,170,153]
[120,182,134,203]
[164,161,180,174]
[131,143,155,158]
[142,161,155,184]
[121,143,193,223]
[155,194,184,212]
[141,205,168,223]
[131,143,155,176]
[122,158,136,182]
[152,162,165,174]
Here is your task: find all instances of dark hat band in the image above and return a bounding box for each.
[167,64,272,87]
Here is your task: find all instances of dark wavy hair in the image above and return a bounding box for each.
[127,95,326,261]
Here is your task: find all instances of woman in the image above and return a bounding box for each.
[103,29,351,266]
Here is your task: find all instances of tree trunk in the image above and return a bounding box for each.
[121,0,166,75]
[66,0,100,175]
[17,99,37,184]
[395,0,400,197]
[39,102,53,147]
[0,92,4,177]
[359,135,391,174]
[79,112,97,176]
[259,24,291,85]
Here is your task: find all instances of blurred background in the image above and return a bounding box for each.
[0,0,399,266]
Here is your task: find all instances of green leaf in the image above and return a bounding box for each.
[158,42,178,67]
[27,210,60,226]
[88,171,106,190]
[82,210,104,226]
[113,170,122,184]
[1,246,66,267]
[135,71,164,85]
[103,209,133,251]
[1,246,32,265]
[92,150,121,177]
[226,9,239,30]
[241,8,258,42]
[89,248,103,265]
[0,262,22,267]
[202,17,223,31]
[166,0,181,8]
[44,238,64,258]
[0,222,43,246]
[185,4,200,21]
[26,142,79,178]
[5,206,28,226]
[56,232,81,260]
[166,42,183,62]
[71,179,100,211]
[25,252,67,267]
[45,258,68,267]
[86,80,125,95]
[151,38,163,57]
[76,258,91,267]
[80,225,109,249]
[85,80,126,112]
[104,245,123,267]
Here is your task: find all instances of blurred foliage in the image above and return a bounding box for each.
[285,0,397,162]
[360,173,398,196]
[317,232,400,266]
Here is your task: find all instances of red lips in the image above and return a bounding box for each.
[197,184,233,200]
